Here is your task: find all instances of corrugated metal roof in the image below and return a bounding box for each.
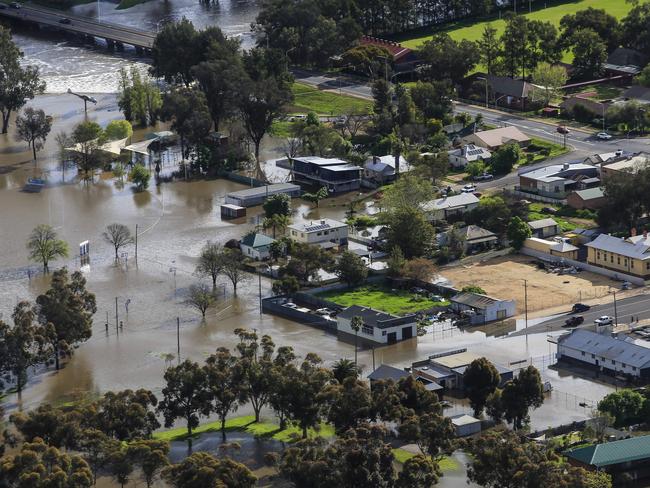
[367,364,409,381]
[288,218,347,234]
[451,292,500,310]
[585,234,650,260]
[423,193,479,211]
[559,329,650,369]
[241,233,274,248]
[226,183,300,199]
[527,218,558,230]
[574,187,604,200]
[566,435,650,467]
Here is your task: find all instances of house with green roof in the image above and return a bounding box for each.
[565,435,650,484]
[567,187,606,210]
[240,233,275,261]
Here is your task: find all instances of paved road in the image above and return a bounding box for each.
[512,293,650,336]
[0,4,155,49]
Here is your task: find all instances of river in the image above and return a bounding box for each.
[14,0,259,93]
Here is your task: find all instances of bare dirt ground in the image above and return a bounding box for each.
[441,254,617,313]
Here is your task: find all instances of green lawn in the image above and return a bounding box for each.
[317,285,449,315]
[153,415,336,443]
[400,0,635,63]
[289,82,372,116]
[392,448,459,471]
[528,203,577,232]
[519,137,569,166]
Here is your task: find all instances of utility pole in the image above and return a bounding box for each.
[613,291,618,327]
[372,346,375,371]
[524,279,528,330]
[115,297,119,336]
[135,224,138,263]
[177,317,180,364]
[258,271,262,315]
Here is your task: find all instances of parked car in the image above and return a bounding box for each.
[461,184,477,193]
[596,132,612,140]
[542,206,557,213]
[564,316,584,327]
[473,173,493,181]
[59,17,71,24]
[594,315,613,326]
[622,281,632,290]
[429,294,443,302]
[557,125,570,135]
[283,302,297,309]
[411,287,427,295]
[315,307,333,316]
[288,114,306,122]
[572,303,590,313]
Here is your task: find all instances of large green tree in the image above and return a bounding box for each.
[160,88,212,161]
[334,251,368,287]
[418,33,479,82]
[500,366,544,429]
[26,224,69,273]
[463,357,501,417]
[163,451,256,488]
[560,7,620,52]
[15,107,52,162]
[384,206,434,259]
[570,28,607,80]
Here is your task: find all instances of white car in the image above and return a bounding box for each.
[461,184,477,193]
[596,132,612,140]
[283,302,298,309]
[315,308,333,316]
[594,315,613,326]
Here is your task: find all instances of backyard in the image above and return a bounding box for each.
[318,284,449,315]
[288,82,372,116]
[527,202,597,232]
[399,0,634,64]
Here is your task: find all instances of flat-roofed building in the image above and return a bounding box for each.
[224,183,301,207]
[337,305,417,346]
[285,156,361,194]
[287,218,348,249]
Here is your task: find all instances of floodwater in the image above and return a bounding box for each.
[13,0,259,93]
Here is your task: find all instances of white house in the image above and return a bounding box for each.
[422,193,479,222]
[450,414,482,437]
[447,144,492,169]
[287,218,348,249]
[450,292,516,325]
[337,305,417,346]
[240,233,275,260]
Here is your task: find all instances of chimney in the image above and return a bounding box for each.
[321,220,326,224]
[563,163,570,170]
[631,227,637,237]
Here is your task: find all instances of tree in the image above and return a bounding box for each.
[0,301,43,392]
[150,19,201,86]
[55,131,71,182]
[184,283,215,319]
[27,224,69,273]
[272,275,300,295]
[331,358,361,384]
[118,67,162,126]
[396,455,440,488]
[386,246,406,278]
[462,285,487,295]
[399,411,455,461]
[319,376,372,434]
[263,193,292,218]
[532,63,568,106]
[597,389,645,427]
[381,174,435,211]
[160,88,212,162]
[507,216,532,250]
[36,268,96,370]
[467,195,516,236]
[103,223,134,261]
[341,45,392,79]
[402,258,437,284]
[501,366,544,429]
[560,7,620,52]
[571,28,607,79]
[0,438,93,487]
[130,164,151,191]
[204,347,246,439]
[491,142,521,175]
[77,429,118,486]
[621,2,650,53]
[418,33,480,82]
[157,360,211,438]
[478,24,501,75]
[127,439,170,488]
[108,445,134,488]
[410,80,453,120]
[164,451,256,488]
[262,214,290,239]
[0,27,46,134]
[220,249,248,296]
[15,107,52,162]
[281,242,334,283]
[91,389,160,441]
[196,242,225,291]
[192,59,244,130]
[105,120,133,141]
[384,206,434,259]
[463,358,501,417]
[334,251,368,287]
[10,404,81,448]
[302,186,329,208]
[70,121,105,182]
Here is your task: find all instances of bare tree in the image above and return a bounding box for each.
[184,283,215,319]
[55,131,71,182]
[103,223,134,261]
[336,109,369,139]
[221,249,248,297]
[196,242,225,292]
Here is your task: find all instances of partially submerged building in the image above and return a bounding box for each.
[337,305,417,346]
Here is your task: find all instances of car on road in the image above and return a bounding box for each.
[473,173,493,181]
[461,184,477,193]
[596,132,612,140]
[557,125,570,135]
[572,303,590,313]
[411,287,427,295]
[594,315,613,326]
[59,17,71,24]
[564,316,584,327]
[288,114,306,122]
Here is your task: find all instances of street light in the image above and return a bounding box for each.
[477,76,489,108]
[67,88,97,116]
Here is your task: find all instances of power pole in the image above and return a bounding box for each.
[524,279,528,330]
[613,291,618,327]
[115,297,119,336]
[258,271,262,315]
[177,317,180,364]
[135,224,138,263]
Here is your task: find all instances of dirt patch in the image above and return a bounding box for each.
[441,254,615,313]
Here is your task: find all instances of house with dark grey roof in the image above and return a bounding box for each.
[337,305,417,346]
[438,225,498,254]
[557,329,650,379]
[527,218,559,238]
[604,47,648,76]
[487,75,533,110]
[450,292,516,325]
[447,144,492,168]
[367,364,410,382]
[283,156,361,194]
[565,435,650,484]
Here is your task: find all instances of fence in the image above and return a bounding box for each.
[262,296,337,332]
[223,171,267,188]
[504,188,567,205]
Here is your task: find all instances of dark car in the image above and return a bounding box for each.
[9,2,21,8]
[59,17,71,24]
[557,125,570,135]
[572,303,590,313]
[564,316,584,327]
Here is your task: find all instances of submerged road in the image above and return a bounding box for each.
[0,4,155,50]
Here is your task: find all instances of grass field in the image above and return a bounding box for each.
[400,0,635,63]
[153,415,336,442]
[288,82,372,116]
[318,285,449,315]
[519,137,570,166]
[392,448,459,471]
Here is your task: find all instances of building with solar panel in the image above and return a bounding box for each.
[287,218,348,249]
[288,156,362,194]
[448,144,492,168]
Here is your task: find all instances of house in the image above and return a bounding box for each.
[287,218,348,249]
[518,162,598,199]
[523,237,579,260]
[557,329,650,380]
[450,292,516,325]
[560,95,609,119]
[567,187,606,210]
[337,305,417,346]
[225,183,301,207]
[367,364,410,384]
[623,85,650,104]
[422,193,479,222]
[447,144,492,169]
[359,36,414,65]
[411,349,513,390]
[439,225,498,254]
[463,126,531,151]
[584,151,625,165]
[528,218,559,238]
[565,435,650,484]
[603,47,648,76]
[585,232,650,279]
[576,177,600,190]
[282,156,361,194]
[363,155,409,185]
[240,233,275,261]
[450,414,482,437]
[220,203,246,220]
[600,153,650,180]
[487,75,534,110]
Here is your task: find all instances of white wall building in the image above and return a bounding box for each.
[288,218,348,249]
[337,305,417,345]
[422,193,480,222]
[448,144,492,168]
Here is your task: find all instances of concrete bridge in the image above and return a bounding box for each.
[0,4,155,53]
